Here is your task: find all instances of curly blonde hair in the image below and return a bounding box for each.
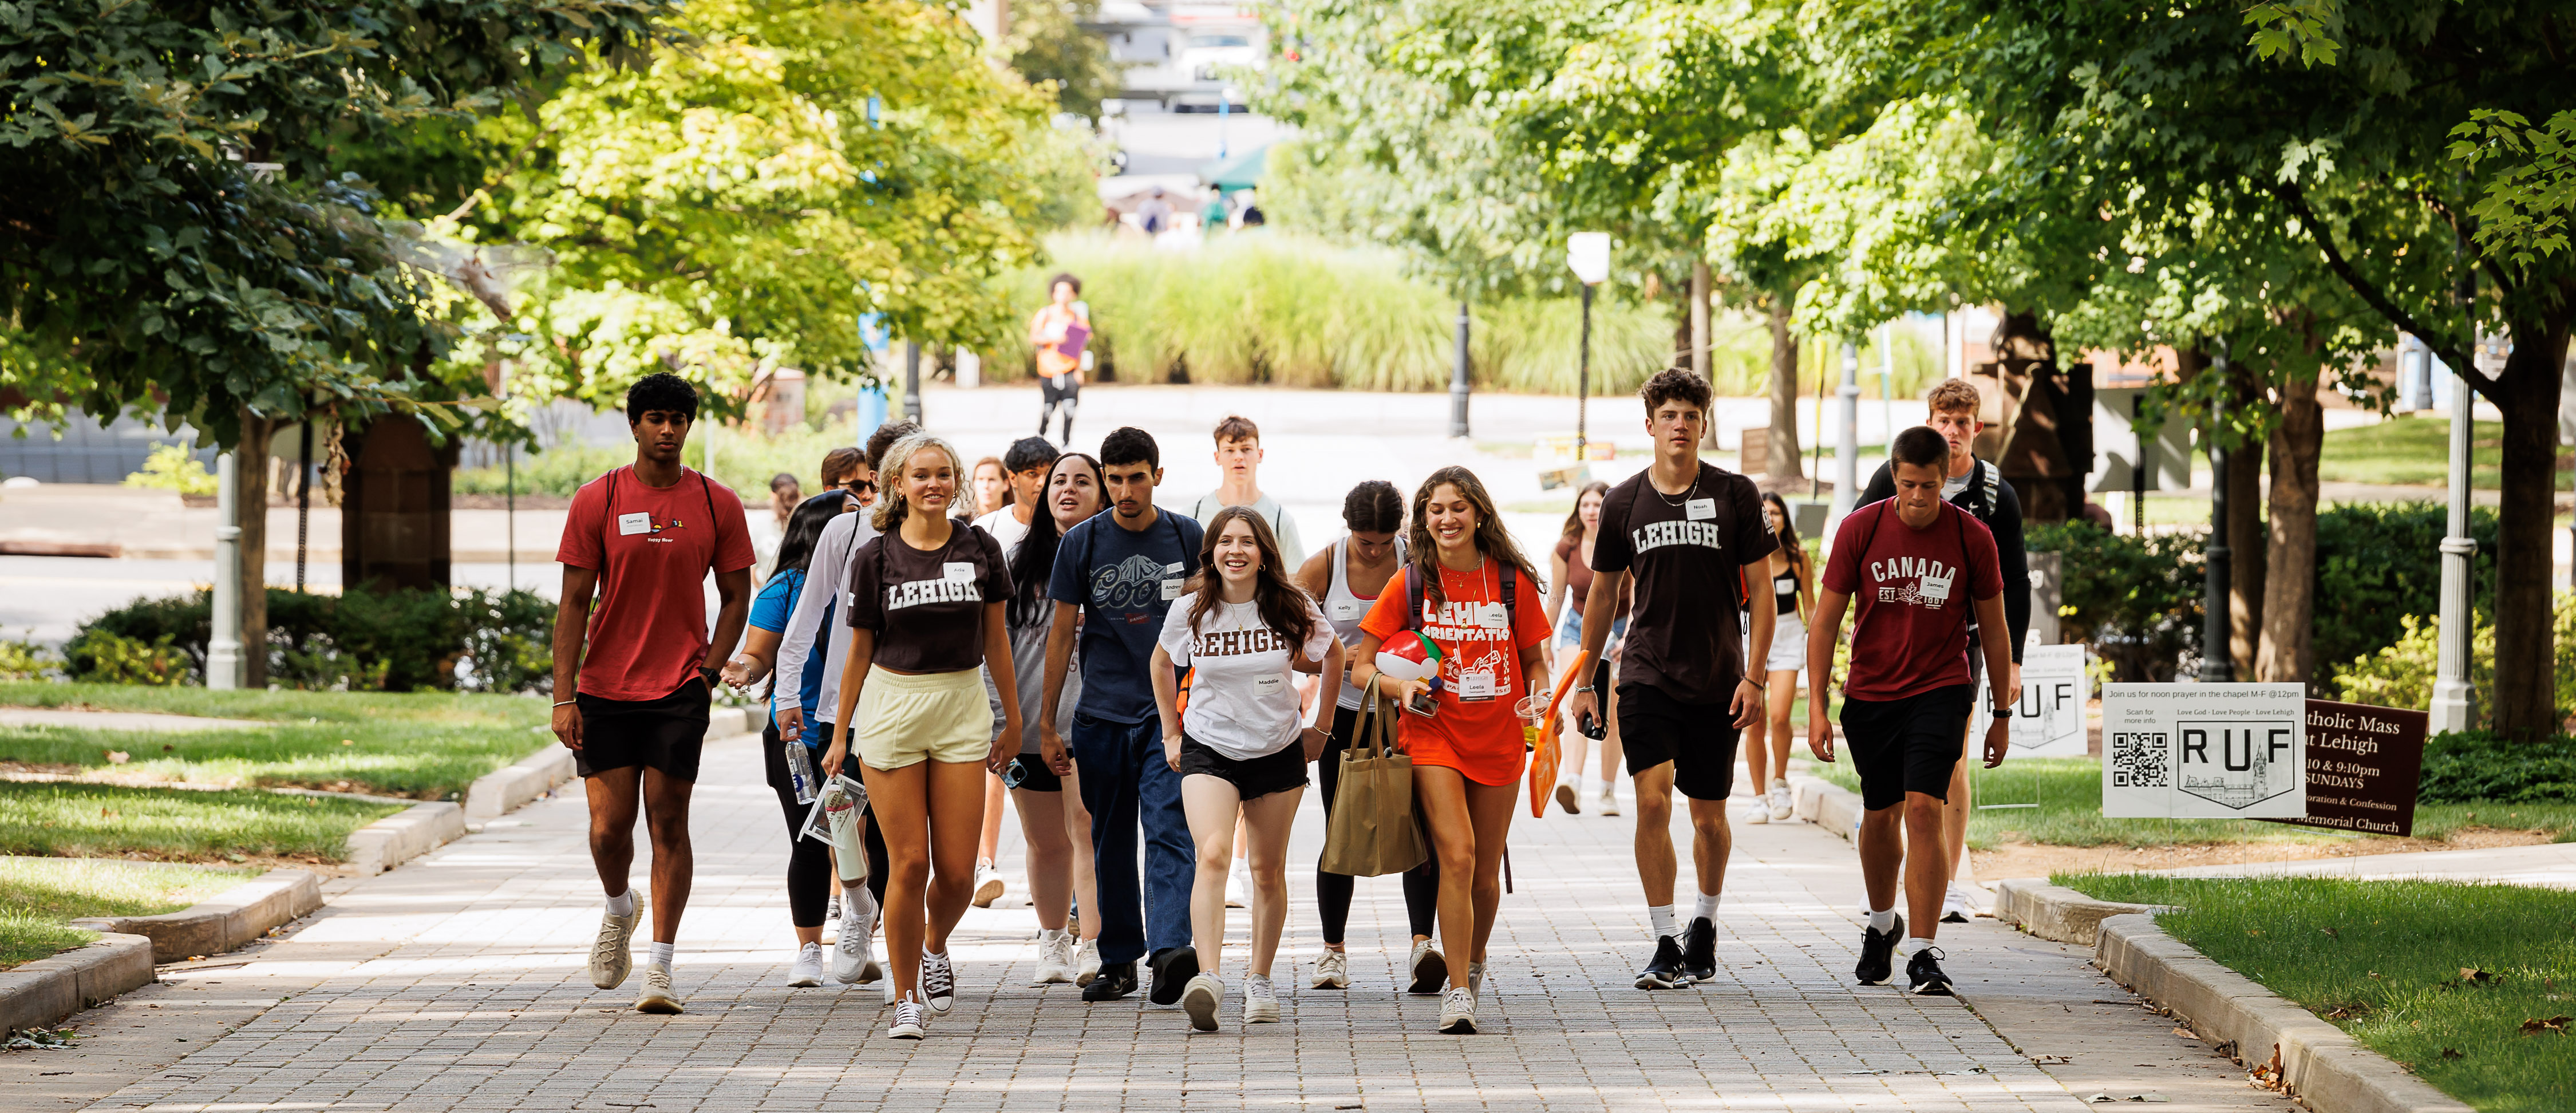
[871,432,965,533]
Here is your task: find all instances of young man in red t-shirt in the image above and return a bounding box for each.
[552,373,756,1016]
[1805,426,2015,996]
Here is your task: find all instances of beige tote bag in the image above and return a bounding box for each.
[1319,687,1428,877]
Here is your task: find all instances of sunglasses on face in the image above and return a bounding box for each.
[844,477,877,496]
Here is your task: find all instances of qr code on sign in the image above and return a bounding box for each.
[2111,732,2169,787]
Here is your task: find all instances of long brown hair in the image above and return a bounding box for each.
[1407,465,1540,607]
[1187,506,1319,651]
[1763,491,1814,617]
[1559,479,1610,540]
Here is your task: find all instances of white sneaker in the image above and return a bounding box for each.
[1942,883,1974,924]
[634,965,682,1014]
[589,905,640,989]
[1597,788,1621,816]
[1182,973,1223,1031]
[825,893,842,923]
[1465,959,1485,997]
[1074,937,1102,986]
[1554,779,1582,815]
[1034,931,1076,985]
[1768,779,1794,821]
[836,887,880,984]
[973,861,1005,908]
[1437,986,1477,1034]
[1243,973,1279,1023]
[1224,861,1249,909]
[1312,949,1350,989]
[1406,938,1448,995]
[887,995,926,1039]
[1743,799,1771,824]
[922,951,957,1012]
[788,942,824,987]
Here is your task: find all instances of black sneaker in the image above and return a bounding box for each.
[1681,917,1718,984]
[1082,960,1137,1001]
[1855,914,1903,985]
[1634,936,1689,989]
[1906,946,1954,996]
[1147,945,1200,1006]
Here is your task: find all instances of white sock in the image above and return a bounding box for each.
[605,889,636,917]
[1867,907,1898,933]
[1897,936,1934,958]
[647,941,674,970]
[1693,892,1720,923]
[1040,928,1065,944]
[1647,905,1677,939]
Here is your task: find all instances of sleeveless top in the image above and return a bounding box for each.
[1325,535,1405,711]
[1773,567,1800,621]
[1554,533,1630,620]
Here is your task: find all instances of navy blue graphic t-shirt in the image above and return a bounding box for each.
[1048,509,1203,724]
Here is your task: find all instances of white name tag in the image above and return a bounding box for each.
[1685,498,1717,521]
[1458,672,1497,700]
[1919,569,1956,602]
[1254,674,1286,697]
[1330,599,1363,621]
[1160,577,1184,601]
[943,562,976,582]
[1475,602,1509,629]
[617,512,651,536]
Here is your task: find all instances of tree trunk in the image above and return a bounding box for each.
[2258,364,2323,686]
[1767,290,1803,480]
[2482,311,2571,739]
[233,412,278,689]
[2227,361,2266,680]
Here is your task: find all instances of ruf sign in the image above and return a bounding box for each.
[2101,683,2307,819]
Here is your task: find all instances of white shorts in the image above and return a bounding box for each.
[1756,613,1809,677]
[854,665,991,770]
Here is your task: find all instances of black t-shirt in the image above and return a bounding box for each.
[1590,461,1776,698]
[847,522,1013,674]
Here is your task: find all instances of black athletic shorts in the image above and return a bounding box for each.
[1005,755,1064,792]
[1176,735,1307,800]
[1838,683,1973,811]
[575,678,712,781]
[1618,681,1740,801]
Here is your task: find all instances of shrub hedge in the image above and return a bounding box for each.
[66,587,554,694]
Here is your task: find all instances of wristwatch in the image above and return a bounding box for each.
[700,664,722,687]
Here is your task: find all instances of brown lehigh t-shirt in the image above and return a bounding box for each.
[846,522,1013,674]
[1589,461,1777,700]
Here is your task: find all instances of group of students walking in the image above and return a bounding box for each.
[547,364,2030,1039]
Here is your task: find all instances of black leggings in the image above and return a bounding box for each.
[1314,704,1439,945]
[764,720,888,928]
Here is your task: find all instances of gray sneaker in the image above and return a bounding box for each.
[634,965,682,1014]
[589,905,640,989]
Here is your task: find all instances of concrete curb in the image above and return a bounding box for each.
[66,869,322,964]
[2096,914,2472,1113]
[1788,775,1864,840]
[0,933,153,1036]
[1992,878,2171,948]
[343,801,466,876]
[708,705,749,740]
[464,743,577,823]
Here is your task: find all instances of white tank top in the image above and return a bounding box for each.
[1325,536,1404,710]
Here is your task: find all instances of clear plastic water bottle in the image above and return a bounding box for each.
[784,741,818,804]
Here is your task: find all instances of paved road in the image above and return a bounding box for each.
[8,732,2293,1112]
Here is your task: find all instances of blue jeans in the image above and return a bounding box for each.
[1068,711,1194,966]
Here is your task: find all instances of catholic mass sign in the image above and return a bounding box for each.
[2100,683,2308,819]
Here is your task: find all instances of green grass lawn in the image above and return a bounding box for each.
[2320,417,2573,491]
[1805,756,2576,848]
[2057,875,2576,1113]
[0,856,257,969]
[0,682,554,799]
[0,780,408,863]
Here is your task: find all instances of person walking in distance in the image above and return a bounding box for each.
[720,492,870,989]
[1543,480,1629,818]
[551,373,756,1016]
[990,451,1109,986]
[1038,427,1206,1005]
[827,432,1022,1039]
[1741,492,1815,828]
[1155,508,1342,1031]
[1856,379,2029,923]
[1028,274,1089,443]
[1350,467,1550,1035]
[1563,369,1777,992]
[1293,481,1443,994]
[966,439,1059,909]
[774,423,918,980]
[1808,426,2016,996]
[1189,414,1306,905]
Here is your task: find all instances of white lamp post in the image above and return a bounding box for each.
[1566,233,1612,457]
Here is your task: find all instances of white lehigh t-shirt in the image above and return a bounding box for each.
[1156,591,1333,760]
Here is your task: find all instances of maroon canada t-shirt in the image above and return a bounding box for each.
[1821,499,2003,701]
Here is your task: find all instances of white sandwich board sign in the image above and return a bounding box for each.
[2100,682,2308,819]
[1976,643,2092,759]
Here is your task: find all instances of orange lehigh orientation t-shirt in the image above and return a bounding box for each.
[1358,559,1551,787]
[557,465,758,701]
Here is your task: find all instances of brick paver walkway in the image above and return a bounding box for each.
[68,735,2207,1111]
